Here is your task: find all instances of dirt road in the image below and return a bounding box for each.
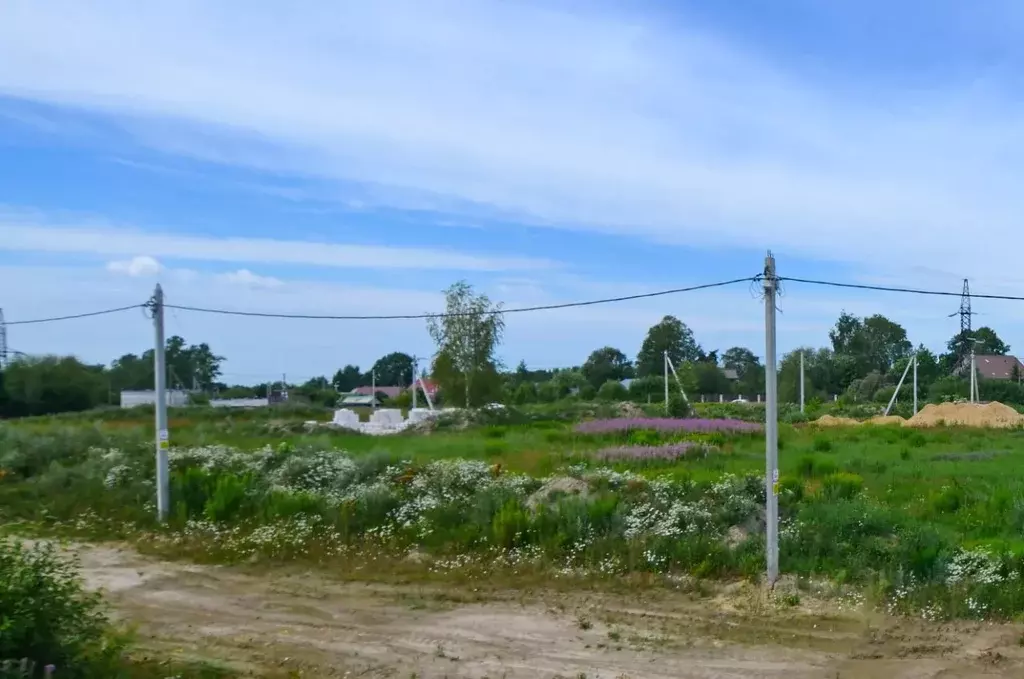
[65,543,1024,678]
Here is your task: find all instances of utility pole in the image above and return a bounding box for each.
[799,350,805,413]
[371,369,377,411]
[763,252,779,585]
[966,338,980,403]
[663,350,669,412]
[151,285,170,522]
[412,359,418,409]
[912,355,918,415]
[0,308,7,369]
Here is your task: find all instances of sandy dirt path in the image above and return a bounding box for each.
[62,542,1024,678]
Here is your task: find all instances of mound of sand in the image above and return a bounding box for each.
[867,415,905,425]
[812,414,861,427]
[903,401,1024,428]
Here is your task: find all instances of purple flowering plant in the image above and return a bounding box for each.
[575,418,762,436]
[591,441,714,464]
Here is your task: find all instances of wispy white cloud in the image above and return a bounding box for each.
[2,0,1022,279]
[106,255,161,277]
[218,268,283,289]
[0,209,557,272]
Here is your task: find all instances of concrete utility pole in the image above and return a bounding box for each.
[799,350,805,413]
[412,360,418,409]
[763,252,779,585]
[152,284,170,522]
[371,370,377,411]
[913,355,918,415]
[663,350,669,411]
[0,308,8,369]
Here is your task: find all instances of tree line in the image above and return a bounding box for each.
[1,280,1019,417]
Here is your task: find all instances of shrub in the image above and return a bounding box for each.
[812,435,833,453]
[796,455,837,479]
[820,472,864,501]
[666,391,691,418]
[597,380,628,401]
[0,540,126,676]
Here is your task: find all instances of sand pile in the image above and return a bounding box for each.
[868,415,905,425]
[812,414,861,427]
[903,401,1024,428]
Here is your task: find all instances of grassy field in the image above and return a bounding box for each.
[4,401,1024,625]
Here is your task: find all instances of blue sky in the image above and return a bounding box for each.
[2,0,1024,385]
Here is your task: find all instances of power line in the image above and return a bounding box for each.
[778,277,1024,302]
[7,274,1024,327]
[163,277,759,320]
[3,304,145,326]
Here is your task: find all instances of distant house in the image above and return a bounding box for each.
[973,355,1024,380]
[722,368,740,381]
[209,398,270,408]
[120,389,190,408]
[416,379,440,398]
[352,385,404,400]
[339,394,382,408]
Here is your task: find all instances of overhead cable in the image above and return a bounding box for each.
[162,277,759,320]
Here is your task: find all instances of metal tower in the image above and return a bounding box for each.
[948,279,976,373]
[956,279,973,337]
[0,308,7,369]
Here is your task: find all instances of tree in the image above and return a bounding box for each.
[426,281,505,408]
[829,312,864,356]
[537,380,565,403]
[635,316,701,377]
[828,312,911,384]
[108,353,152,392]
[597,379,628,401]
[946,327,1010,369]
[185,342,224,389]
[331,365,362,392]
[693,361,731,396]
[1,355,107,417]
[301,376,329,391]
[860,315,912,373]
[628,375,665,403]
[581,347,631,389]
[722,347,759,377]
[370,352,415,386]
[552,368,586,392]
[109,335,224,392]
[722,346,764,397]
[512,381,538,404]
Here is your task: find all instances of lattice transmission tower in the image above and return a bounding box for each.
[948,279,977,373]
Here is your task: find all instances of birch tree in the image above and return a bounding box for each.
[427,281,505,407]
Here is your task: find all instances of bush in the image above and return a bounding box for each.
[0,540,126,675]
[666,391,691,418]
[597,380,628,401]
[820,472,864,501]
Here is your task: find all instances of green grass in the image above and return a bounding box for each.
[6,408,1024,620]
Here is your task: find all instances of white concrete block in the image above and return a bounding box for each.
[331,409,360,428]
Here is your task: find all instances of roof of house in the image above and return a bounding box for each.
[340,394,381,406]
[352,385,404,399]
[417,379,439,393]
[975,355,1024,380]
